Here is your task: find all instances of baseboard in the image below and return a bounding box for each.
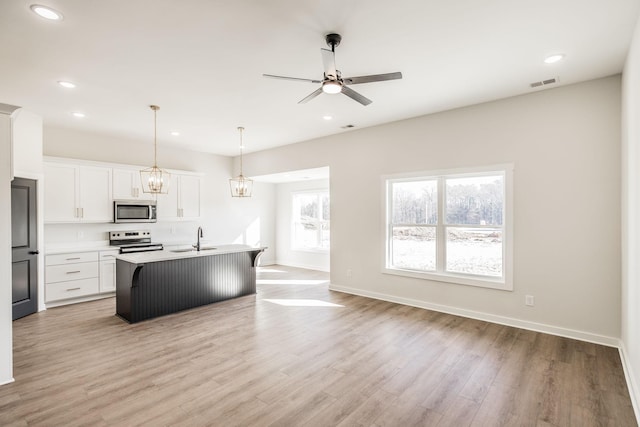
[619,342,640,422]
[329,284,620,347]
[45,292,114,309]
[0,377,15,387]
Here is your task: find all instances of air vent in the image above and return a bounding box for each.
[341,124,355,129]
[530,77,558,88]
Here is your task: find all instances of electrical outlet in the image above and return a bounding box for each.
[346,269,352,278]
[77,231,84,239]
[525,295,534,306]
[170,226,176,234]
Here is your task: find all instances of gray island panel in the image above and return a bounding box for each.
[116,246,265,323]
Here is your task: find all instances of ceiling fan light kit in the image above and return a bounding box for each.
[322,80,342,94]
[263,33,402,106]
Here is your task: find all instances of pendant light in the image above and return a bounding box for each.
[229,126,253,197]
[140,105,171,194]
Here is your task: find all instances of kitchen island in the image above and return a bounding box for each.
[115,244,266,323]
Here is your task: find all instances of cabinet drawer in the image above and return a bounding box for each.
[46,252,98,266]
[99,250,119,261]
[46,262,99,283]
[46,278,99,302]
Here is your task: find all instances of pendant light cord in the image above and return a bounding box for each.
[238,126,244,177]
[154,107,157,167]
[150,105,160,167]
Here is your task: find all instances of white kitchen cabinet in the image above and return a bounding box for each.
[178,174,201,219]
[44,163,77,222]
[157,173,201,221]
[79,166,112,222]
[112,167,154,200]
[45,249,118,306]
[156,174,179,220]
[44,162,112,223]
[45,251,100,303]
[45,157,200,223]
[99,250,119,293]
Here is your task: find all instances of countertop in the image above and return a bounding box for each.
[116,244,267,264]
[45,242,120,255]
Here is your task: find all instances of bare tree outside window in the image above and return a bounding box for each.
[293,191,330,250]
[387,172,506,281]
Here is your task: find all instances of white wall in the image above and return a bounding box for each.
[622,12,640,417]
[242,76,622,344]
[275,179,330,271]
[0,105,44,384]
[0,112,13,385]
[44,127,276,265]
[12,109,45,312]
[13,110,43,174]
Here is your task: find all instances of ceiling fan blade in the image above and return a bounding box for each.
[263,74,321,84]
[341,86,372,106]
[321,48,337,79]
[343,72,403,85]
[298,87,323,104]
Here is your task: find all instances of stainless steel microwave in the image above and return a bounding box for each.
[113,200,157,223]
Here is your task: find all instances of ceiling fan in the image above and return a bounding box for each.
[263,33,402,106]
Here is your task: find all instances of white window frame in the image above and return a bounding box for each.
[381,164,513,291]
[291,190,330,252]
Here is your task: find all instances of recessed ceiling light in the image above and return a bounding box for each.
[544,54,565,64]
[30,4,63,20]
[170,131,180,136]
[71,112,85,118]
[58,80,75,89]
[322,115,333,121]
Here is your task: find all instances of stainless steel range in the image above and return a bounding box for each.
[109,230,164,254]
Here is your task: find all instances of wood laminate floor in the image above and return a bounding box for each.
[1,265,636,426]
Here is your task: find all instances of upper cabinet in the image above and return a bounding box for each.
[178,174,201,220]
[79,166,112,222]
[156,174,179,221]
[156,173,201,221]
[112,168,154,201]
[44,163,112,223]
[44,158,201,223]
[44,163,76,222]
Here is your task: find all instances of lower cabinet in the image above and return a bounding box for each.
[46,278,100,302]
[99,250,119,293]
[46,249,119,305]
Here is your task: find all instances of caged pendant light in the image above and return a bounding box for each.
[229,126,253,197]
[140,105,171,194]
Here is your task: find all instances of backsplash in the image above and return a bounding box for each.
[44,221,202,248]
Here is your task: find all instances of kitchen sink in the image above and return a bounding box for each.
[170,247,217,253]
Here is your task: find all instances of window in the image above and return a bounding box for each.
[292,191,330,251]
[383,165,512,290]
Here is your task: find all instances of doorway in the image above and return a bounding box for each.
[11,177,38,320]
[251,166,330,273]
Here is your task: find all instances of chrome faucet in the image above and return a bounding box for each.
[194,226,203,251]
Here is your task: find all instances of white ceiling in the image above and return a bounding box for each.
[1,1,638,157]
